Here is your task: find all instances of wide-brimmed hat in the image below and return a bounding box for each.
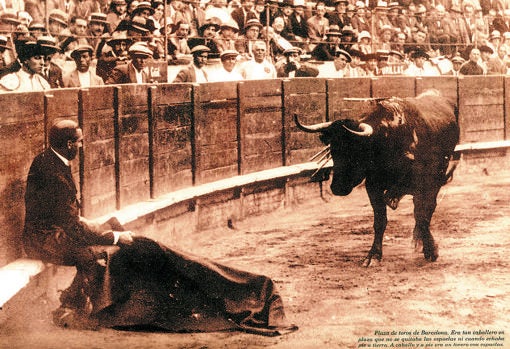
[490,30,501,39]
[244,18,263,31]
[0,35,11,50]
[132,1,155,15]
[0,9,22,26]
[89,12,108,24]
[479,45,494,54]
[451,55,465,64]
[48,9,69,26]
[335,49,352,62]
[129,16,150,33]
[326,25,342,36]
[341,25,355,35]
[128,41,153,56]
[220,49,239,59]
[190,45,211,55]
[28,21,47,32]
[221,18,239,32]
[358,30,371,41]
[37,35,61,54]
[107,31,132,46]
[70,44,94,59]
[200,18,221,33]
[283,46,302,56]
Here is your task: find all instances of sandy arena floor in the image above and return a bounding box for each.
[2,169,509,349]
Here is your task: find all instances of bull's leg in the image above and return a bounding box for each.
[412,188,440,261]
[364,186,388,267]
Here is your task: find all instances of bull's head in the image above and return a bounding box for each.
[294,114,374,196]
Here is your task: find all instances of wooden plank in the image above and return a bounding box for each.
[151,84,194,197]
[416,76,458,105]
[194,84,239,185]
[505,76,510,140]
[239,80,283,175]
[327,78,372,120]
[282,79,326,166]
[458,76,504,143]
[372,76,416,98]
[80,87,117,218]
[117,85,150,208]
[199,81,238,102]
[283,77,326,95]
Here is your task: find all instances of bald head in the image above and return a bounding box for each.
[49,120,83,160]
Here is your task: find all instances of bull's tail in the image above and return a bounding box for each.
[442,160,458,185]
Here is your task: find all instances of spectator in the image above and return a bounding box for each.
[173,44,210,82]
[459,47,483,75]
[209,49,243,81]
[307,1,329,46]
[348,48,366,77]
[363,52,380,76]
[289,0,308,45]
[86,13,110,55]
[28,21,48,39]
[478,44,493,74]
[24,0,46,24]
[239,39,277,79]
[330,48,351,77]
[48,9,70,39]
[274,0,295,35]
[126,15,151,42]
[487,44,507,74]
[106,41,153,84]
[96,31,131,81]
[387,2,400,29]
[404,49,440,76]
[449,55,465,76]
[188,18,221,58]
[64,44,104,87]
[311,25,341,61]
[250,0,266,24]
[486,30,501,57]
[0,40,51,92]
[38,35,65,88]
[276,46,319,77]
[351,30,372,54]
[0,34,13,71]
[339,24,355,52]
[350,2,371,34]
[373,1,391,34]
[215,18,239,52]
[390,30,406,55]
[205,0,230,25]
[267,16,293,58]
[427,5,453,57]
[230,0,255,32]
[69,0,102,20]
[375,24,393,51]
[150,0,165,33]
[326,0,350,29]
[235,18,262,59]
[106,0,128,33]
[131,1,157,33]
[166,21,192,59]
[70,16,90,45]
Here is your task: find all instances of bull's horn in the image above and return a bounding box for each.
[343,122,374,137]
[294,114,332,133]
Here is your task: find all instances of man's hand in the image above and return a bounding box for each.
[117,231,134,245]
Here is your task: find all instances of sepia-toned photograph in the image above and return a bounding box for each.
[1,0,509,347]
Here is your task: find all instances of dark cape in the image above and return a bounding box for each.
[71,235,296,336]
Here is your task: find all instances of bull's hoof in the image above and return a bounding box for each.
[362,252,382,267]
[423,243,439,262]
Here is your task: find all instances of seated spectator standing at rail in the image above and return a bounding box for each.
[38,35,65,89]
[173,44,209,82]
[105,41,153,84]
[276,46,319,77]
[459,47,483,75]
[487,45,508,75]
[209,49,244,81]
[96,31,131,81]
[64,44,104,87]
[0,39,50,92]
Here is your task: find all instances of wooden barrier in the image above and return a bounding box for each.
[2,76,510,268]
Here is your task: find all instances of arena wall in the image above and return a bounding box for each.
[1,76,510,268]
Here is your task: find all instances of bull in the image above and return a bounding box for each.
[294,90,459,266]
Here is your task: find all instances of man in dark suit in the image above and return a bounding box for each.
[23,119,133,327]
[173,45,210,82]
[105,41,153,84]
[276,46,319,77]
[38,35,65,88]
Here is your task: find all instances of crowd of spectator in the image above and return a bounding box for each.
[1,0,510,91]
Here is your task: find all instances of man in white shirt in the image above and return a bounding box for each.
[239,40,276,80]
[404,49,440,77]
[64,44,104,87]
[209,49,243,82]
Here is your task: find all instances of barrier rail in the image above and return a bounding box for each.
[1,75,509,267]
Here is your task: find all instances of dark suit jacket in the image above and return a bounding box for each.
[173,64,208,83]
[105,62,150,84]
[63,69,104,87]
[43,62,64,89]
[23,148,115,265]
[276,62,320,78]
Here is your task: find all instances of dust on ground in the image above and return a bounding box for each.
[2,170,510,349]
